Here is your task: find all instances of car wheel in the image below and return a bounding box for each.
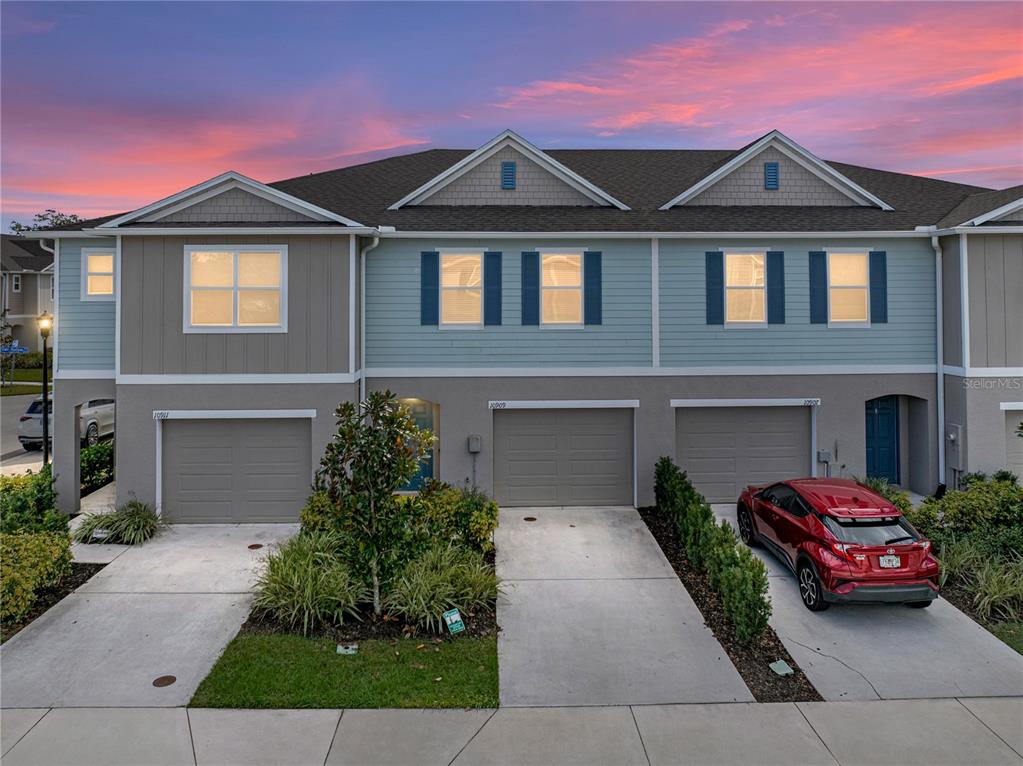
[737,505,758,547]
[22,442,41,452]
[85,423,99,447]
[906,601,932,609]
[797,562,830,612]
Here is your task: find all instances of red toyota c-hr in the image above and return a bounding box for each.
[737,478,941,611]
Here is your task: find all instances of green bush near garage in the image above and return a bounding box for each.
[654,457,771,643]
[0,466,65,534]
[0,531,72,623]
[856,476,913,515]
[73,499,164,545]
[80,441,114,496]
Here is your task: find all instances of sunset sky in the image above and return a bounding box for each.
[2,1,1021,230]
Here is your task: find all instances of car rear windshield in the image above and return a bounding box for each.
[821,515,919,546]
[25,400,50,415]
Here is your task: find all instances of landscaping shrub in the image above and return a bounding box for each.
[0,532,72,623]
[385,544,498,633]
[73,499,164,545]
[856,476,913,515]
[0,466,65,534]
[653,457,772,643]
[80,441,114,496]
[298,489,334,532]
[253,532,367,636]
[12,350,49,370]
[418,480,499,553]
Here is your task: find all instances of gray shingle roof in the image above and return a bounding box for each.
[55,146,1011,234]
[1,235,52,272]
[937,184,1023,228]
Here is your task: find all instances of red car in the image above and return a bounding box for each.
[737,478,940,611]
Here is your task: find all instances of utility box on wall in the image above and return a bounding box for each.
[946,424,963,472]
[467,434,481,454]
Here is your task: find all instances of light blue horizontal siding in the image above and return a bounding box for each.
[366,239,652,367]
[57,238,116,370]
[659,239,936,366]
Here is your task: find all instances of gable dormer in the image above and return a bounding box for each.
[389,130,629,210]
[660,131,893,210]
[99,171,363,228]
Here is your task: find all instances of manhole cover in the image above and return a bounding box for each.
[247,543,264,550]
[523,516,537,522]
[152,675,176,687]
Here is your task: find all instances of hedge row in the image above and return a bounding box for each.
[654,457,771,643]
[1,532,72,623]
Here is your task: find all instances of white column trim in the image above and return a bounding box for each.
[348,234,356,375]
[651,237,660,367]
[960,233,970,370]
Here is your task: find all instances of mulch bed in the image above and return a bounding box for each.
[638,507,822,703]
[241,606,497,643]
[1,562,106,644]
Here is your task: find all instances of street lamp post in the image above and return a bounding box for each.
[38,312,52,466]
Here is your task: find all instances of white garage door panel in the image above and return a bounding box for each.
[164,419,311,523]
[676,407,810,503]
[1007,413,1023,477]
[494,409,633,507]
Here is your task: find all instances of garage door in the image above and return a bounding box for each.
[494,409,633,506]
[163,419,311,522]
[675,407,811,503]
[1007,413,1023,478]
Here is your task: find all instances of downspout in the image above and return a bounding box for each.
[931,234,946,488]
[359,233,381,402]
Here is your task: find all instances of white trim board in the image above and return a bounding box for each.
[55,369,116,380]
[119,373,357,385]
[659,130,893,211]
[961,196,1023,227]
[670,398,820,407]
[488,399,639,409]
[1000,402,1023,411]
[99,171,364,228]
[152,407,317,515]
[367,364,936,378]
[388,130,629,211]
[944,367,1023,378]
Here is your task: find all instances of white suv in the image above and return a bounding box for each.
[18,398,115,451]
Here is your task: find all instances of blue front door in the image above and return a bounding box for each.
[400,400,434,491]
[865,396,899,484]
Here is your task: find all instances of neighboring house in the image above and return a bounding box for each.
[36,130,1023,518]
[1,234,55,351]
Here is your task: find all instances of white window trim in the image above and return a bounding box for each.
[540,249,585,329]
[183,245,288,334]
[439,249,483,329]
[826,248,871,328]
[80,247,115,302]
[723,249,768,327]
[11,274,21,293]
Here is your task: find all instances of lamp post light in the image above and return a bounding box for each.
[38,312,52,466]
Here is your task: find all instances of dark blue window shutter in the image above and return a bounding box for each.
[705,251,724,325]
[869,250,888,324]
[521,251,539,325]
[484,251,502,326]
[501,161,516,190]
[809,251,827,324]
[766,251,785,324]
[420,251,439,325]
[764,162,779,190]
[584,251,602,325]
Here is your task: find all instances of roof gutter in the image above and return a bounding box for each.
[358,231,384,401]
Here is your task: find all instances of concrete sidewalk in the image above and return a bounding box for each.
[1,698,1020,765]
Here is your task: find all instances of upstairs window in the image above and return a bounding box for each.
[11,274,21,293]
[81,248,114,300]
[828,251,869,324]
[541,252,582,325]
[725,252,766,324]
[185,245,286,332]
[440,252,482,325]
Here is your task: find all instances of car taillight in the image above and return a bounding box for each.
[830,542,857,562]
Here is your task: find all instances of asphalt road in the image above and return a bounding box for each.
[1,393,43,474]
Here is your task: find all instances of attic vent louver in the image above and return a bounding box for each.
[501,161,517,190]
[764,162,780,190]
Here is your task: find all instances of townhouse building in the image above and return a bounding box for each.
[2,234,55,352]
[37,130,1022,518]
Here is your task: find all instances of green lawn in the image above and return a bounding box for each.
[10,369,43,382]
[1,383,48,397]
[990,622,1023,655]
[190,633,498,709]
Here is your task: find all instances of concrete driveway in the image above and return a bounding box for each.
[1,393,43,475]
[496,506,753,707]
[712,504,1023,701]
[0,524,296,708]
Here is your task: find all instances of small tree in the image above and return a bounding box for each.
[316,391,433,615]
[10,209,82,233]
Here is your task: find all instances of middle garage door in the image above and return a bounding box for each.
[494,408,633,506]
[675,406,811,503]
